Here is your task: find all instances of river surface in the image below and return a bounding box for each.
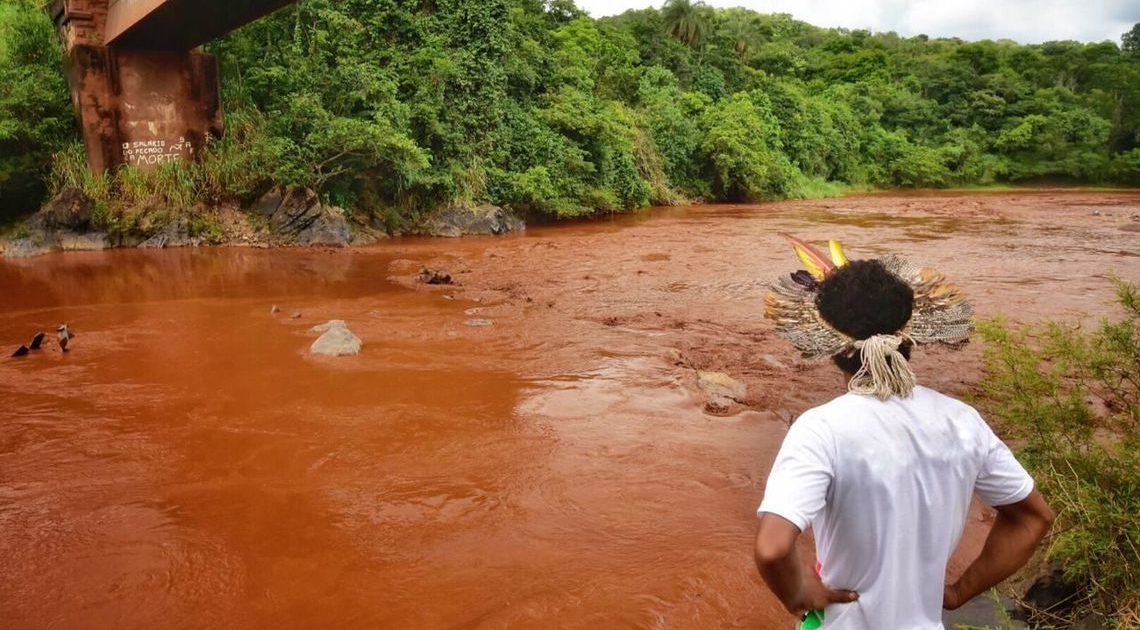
[1,192,1138,629]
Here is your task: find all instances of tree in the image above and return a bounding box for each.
[662,0,709,49]
[699,92,801,200]
[7,0,1140,224]
[719,15,755,61]
[545,0,585,25]
[637,65,709,197]
[1123,23,1140,52]
[0,0,75,219]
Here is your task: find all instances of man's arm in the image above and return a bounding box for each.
[754,513,858,616]
[944,490,1055,610]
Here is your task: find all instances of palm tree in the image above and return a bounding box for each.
[662,0,709,49]
[721,16,755,62]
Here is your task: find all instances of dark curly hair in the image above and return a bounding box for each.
[815,259,915,374]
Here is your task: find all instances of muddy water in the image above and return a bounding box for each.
[1,192,1137,629]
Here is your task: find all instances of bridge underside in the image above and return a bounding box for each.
[106,0,294,50]
[52,0,293,174]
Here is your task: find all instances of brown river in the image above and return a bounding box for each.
[1,192,1138,629]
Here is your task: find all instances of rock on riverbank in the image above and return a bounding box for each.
[3,188,106,257]
[425,204,525,237]
[253,187,353,247]
[2,188,527,258]
[2,188,219,257]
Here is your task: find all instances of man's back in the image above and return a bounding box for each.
[758,386,1033,629]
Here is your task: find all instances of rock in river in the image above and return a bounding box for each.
[310,320,347,333]
[426,204,524,237]
[696,370,747,414]
[309,320,362,356]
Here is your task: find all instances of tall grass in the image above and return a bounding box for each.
[49,141,111,200]
[46,109,279,225]
[976,279,1140,628]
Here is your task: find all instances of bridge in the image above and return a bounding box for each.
[51,0,294,173]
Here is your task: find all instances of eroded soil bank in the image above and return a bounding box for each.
[1,192,1137,628]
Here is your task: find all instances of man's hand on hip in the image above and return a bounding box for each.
[789,570,859,616]
[755,513,859,617]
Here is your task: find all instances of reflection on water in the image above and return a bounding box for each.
[1,192,1138,628]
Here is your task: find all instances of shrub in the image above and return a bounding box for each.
[976,280,1140,627]
[0,0,76,218]
[698,92,802,200]
[1111,148,1140,186]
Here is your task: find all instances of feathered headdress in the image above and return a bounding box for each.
[764,234,973,399]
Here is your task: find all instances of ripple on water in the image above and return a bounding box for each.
[0,499,245,628]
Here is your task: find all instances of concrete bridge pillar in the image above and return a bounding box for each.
[50,0,222,174]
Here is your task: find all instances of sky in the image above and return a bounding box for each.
[576,0,1140,45]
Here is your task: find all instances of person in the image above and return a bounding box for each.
[754,237,1054,629]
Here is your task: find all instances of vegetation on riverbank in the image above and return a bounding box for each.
[976,280,1140,628]
[2,0,1140,228]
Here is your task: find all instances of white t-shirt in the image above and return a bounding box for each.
[757,386,1034,630]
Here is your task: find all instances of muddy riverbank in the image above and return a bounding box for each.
[1,192,1138,628]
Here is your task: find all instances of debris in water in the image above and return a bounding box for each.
[271,305,281,314]
[419,267,453,285]
[57,324,71,352]
[29,332,45,350]
[291,312,302,319]
[11,345,29,358]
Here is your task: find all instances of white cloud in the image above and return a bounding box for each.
[577,0,1140,45]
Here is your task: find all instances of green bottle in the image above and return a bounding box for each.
[800,609,824,630]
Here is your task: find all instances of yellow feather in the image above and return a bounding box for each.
[793,246,827,280]
[829,240,850,267]
[781,233,836,280]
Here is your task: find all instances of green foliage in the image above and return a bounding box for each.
[976,280,1140,626]
[637,67,709,198]
[719,14,756,61]
[0,0,75,219]
[51,136,242,215]
[994,89,1112,181]
[1112,149,1140,185]
[49,142,111,201]
[3,0,1140,227]
[699,92,801,200]
[662,0,710,48]
[1123,23,1140,53]
[212,0,431,208]
[200,0,1140,214]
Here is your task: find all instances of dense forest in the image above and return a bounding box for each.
[2,0,1139,227]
